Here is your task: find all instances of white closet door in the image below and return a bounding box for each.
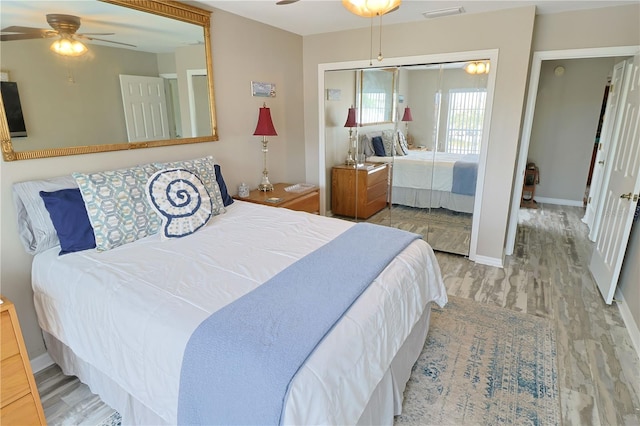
[589,55,640,304]
[119,74,170,142]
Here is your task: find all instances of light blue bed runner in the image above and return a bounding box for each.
[452,154,479,196]
[177,222,420,425]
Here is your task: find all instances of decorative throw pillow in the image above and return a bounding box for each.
[397,131,410,155]
[73,166,161,251]
[153,156,225,216]
[359,133,376,157]
[214,164,233,207]
[146,168,213,239]
[381,129,395,156]
[40,188,96,255]
[371,136,386,157]
[395,139,406,156]
[12,175,78,255]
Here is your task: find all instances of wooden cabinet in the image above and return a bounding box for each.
[332,163,389,219]
[1,297,46,425]
[234,183,320,214]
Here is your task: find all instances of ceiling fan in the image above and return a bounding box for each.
[1,14,136,56]
[276,0,400,15]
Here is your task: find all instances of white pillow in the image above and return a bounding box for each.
[12,175,78,255]
[146,168,213,239]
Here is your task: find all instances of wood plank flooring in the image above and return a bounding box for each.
[35,204,640,425]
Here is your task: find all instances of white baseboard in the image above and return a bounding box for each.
[534,197,584,207]
[615,291,640,360]
[474,255,503,268]
[31,352,54,374]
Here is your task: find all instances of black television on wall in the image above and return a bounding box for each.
[0,81,28,137]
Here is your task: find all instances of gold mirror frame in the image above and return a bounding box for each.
[1,0,218,162]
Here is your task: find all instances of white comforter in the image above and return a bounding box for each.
[368,151,474,191]
[32,201,446,425]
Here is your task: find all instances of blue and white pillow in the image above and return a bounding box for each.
[73,166,161,251]
[152,156,226,216]
[146,168,213,239]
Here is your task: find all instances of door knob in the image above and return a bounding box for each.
[620,193,632,199]
[598,160,604,165]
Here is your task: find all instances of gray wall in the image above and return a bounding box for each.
[528,57,616,203]
[1,40,159,150]
[619,218,640,334]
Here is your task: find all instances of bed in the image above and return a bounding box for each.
[16,156,447,425]
[367,150,478,214]
[361,130,478,214]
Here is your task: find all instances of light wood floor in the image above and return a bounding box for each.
[35,204,640,425]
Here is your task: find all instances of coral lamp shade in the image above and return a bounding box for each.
[344,107,357,128]
[401,107,413,122]
[253,104,277,136]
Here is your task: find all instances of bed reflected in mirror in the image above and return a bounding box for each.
[325,60,490,256]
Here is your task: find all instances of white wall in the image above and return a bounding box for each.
[528,57,616,203]
[0,8,304,359]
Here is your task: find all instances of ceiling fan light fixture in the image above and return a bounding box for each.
[342,0,401,17]
[465,61,490,75]
[50,35,87,57]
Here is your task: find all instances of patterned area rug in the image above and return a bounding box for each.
[396,296,560,426]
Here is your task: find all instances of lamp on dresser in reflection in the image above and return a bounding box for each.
[401,106,413,146]
[344,106,358,166]
[254,103,278,191]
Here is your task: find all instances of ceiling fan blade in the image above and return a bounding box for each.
[383,5,399,15]
[1,33,47,42]
[77,32,115,36]
[79,35,137,48]
[276,0,299,4]
[1,25,54,35]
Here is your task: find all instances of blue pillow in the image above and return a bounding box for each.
[371,136,386,157]
[214,164,233,207]
[39,188,96,255]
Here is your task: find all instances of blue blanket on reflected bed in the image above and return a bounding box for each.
[177,223,420,426]
[452,154,479,196]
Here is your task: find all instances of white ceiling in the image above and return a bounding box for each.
[193,0,638,36]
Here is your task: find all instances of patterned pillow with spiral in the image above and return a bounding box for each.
[146,168,213,239]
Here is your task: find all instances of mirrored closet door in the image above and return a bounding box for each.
[324,59,490,257]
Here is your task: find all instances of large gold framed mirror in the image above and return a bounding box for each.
[1,0,217,161]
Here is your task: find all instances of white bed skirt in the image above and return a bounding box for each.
[43,305,432,425]
[391,186,474,213]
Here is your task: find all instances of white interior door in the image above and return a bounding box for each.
[589,55,640,304]
[119,74,170,142]
[583,60,627,239]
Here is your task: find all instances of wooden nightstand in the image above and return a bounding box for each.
[1,297,47,425]
[234,183,320,214]
[332,163,389,219]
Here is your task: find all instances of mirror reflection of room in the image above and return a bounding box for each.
[0,0,211,153]
[326,60,490,256]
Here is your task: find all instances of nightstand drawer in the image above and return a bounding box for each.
[1,312,19,361]
[281,191,319,214]
[1,354,30,407]
[1,393,41,425]
[367,180,387,202]
[367,166,388,187]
